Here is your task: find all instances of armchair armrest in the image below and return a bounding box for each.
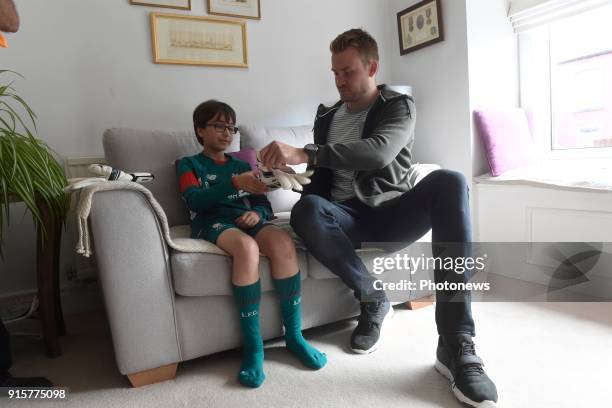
[89,190,181,374]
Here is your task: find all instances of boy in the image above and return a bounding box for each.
[177,100,326,388]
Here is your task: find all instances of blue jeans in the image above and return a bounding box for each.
[290,169,475,336]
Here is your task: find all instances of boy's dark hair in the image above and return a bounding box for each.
[330,28,379,66]
[192,100,236,146]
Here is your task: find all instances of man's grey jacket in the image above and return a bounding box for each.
[303,84,417,207]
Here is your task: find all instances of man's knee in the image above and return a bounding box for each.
[430,169,468,194]
[290,195,326,228]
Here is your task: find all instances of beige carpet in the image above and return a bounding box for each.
[8,301,612,407]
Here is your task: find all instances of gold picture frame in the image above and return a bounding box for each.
[208,0,261,20]
[130,0,191,10]
[150,13,248,68]
[397,0,444,55]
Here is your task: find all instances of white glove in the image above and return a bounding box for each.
[255,151,313,192]
[64,164,154,192]
[88,164,154,183]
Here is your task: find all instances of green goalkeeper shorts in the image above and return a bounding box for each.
[198,219,272,244]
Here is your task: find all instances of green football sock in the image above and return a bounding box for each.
[232,280,265,388]
[273,272,327,370]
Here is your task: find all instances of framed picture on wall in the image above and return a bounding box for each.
[130,0,191,10]
[150,13,248,68]
[208,0,261,20]
[397,0,444,55]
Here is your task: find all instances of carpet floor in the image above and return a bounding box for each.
[8,301,612,407]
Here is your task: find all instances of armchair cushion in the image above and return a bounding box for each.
[171,249,309,297]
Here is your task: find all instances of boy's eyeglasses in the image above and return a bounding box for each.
[206,124,239,135]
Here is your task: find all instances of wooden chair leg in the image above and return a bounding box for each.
[52,218,66,336]
[405,294,435,310]
[127,363,178,387]
[36,199,61,358]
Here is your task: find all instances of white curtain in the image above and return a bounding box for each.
[508,0,612,32]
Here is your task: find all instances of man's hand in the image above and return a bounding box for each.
[0,0,20,33]
[259,141,309,169]
[233,171,269,194]
[235,211,260,229]
[255,151,314,191]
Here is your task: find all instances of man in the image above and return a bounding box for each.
[0,0,54,388]
[260,28,498,407]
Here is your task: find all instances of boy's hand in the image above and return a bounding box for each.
[235,211,260,228]
[233,171,269,194]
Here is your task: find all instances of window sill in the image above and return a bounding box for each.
[474,158,612,193]
[548,147,612,161]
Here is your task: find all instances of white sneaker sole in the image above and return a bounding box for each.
[435,359,498,408]
[350,305,395,354]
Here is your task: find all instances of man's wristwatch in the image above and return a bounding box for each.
[304,143,319,166]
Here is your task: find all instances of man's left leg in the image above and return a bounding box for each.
[369,169,498,407]
[290,195,393,354]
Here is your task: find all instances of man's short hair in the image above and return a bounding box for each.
[330,28,379,66]
[192,99,236,146]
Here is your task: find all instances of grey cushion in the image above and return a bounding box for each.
[103,128,240,227]
[174,278,360,362]
[238,125,314,212]
[171,249,309,297]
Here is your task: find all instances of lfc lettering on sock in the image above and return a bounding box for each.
[241,310,258,318]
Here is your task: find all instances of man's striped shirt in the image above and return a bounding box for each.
[327,103,371,202]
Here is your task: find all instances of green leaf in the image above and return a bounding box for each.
[0,71,68,258]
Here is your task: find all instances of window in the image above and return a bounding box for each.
[518,2,612,156]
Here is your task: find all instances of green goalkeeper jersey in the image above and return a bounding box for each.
[177,153,273,239]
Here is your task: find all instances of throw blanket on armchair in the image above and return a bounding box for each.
[71,181,305,258]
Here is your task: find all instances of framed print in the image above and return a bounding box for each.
[130,0,191,10]
[208,0,261,20]
[150,13,248,68]
[397,0,444,55]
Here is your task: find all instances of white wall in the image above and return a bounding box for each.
[466,0,519,177]
[386,0,518,179]
[0,0,391,297]
[386,0,520,244]
[1,0,524,300]
[387,0,472,178]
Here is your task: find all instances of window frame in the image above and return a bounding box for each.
[518,6,612,160]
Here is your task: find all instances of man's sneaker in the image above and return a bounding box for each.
[350,300,394,354]
[435,334,498,407]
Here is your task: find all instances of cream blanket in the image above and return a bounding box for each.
[73,181,304,258]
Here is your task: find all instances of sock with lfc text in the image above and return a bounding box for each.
[273,272,327,369]
[232,280,265,387]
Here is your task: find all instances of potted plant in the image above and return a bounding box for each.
[0,70,69,256]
